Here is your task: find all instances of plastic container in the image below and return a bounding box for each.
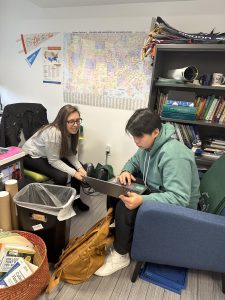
[13,183,76,262]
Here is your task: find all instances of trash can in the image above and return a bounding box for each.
[13,183,76,263]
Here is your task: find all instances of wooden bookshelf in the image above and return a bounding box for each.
[148,44,225,168]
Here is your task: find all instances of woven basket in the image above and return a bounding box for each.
[0,231,50,300]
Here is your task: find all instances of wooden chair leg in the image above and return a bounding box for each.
[131,261,143,282]
[222,273,225,294]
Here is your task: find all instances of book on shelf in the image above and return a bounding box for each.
[161,105,197,114]
[207,144,225,151]
[186,125,196,144]
[172,123,197,148]
[166,100,194,107]
[211,139,225,146]
[161,112,196,121]
[157,92,168,114]
[201,152,222,160]
[202,95,215,120]
[194,96,201,107]
[174,123,184,144]
[203,147,224,154]
[199,96,211,120]
[180,124,193,148]
[219,107,225,124]
[211,96,223,122]
[205,97,219,121]
[213,96,225,122]
[196,97,207,120]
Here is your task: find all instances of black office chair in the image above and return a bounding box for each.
[0,102,50,183]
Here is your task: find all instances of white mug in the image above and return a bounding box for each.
[211,73,225,86]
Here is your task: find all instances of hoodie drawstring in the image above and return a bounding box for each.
[143,152,150,187]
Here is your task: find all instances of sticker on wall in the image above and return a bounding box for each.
[17,32,59,54]
[26,48,41,67]
[43,46,62,84]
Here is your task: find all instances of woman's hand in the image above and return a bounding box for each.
[118,171,136,185]
[78,167,87,177]
[74,170,85,181]
[119,192,143,210]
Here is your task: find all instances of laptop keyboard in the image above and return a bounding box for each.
[108,178,146,194]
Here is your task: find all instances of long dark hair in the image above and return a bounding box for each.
[38,105,80,158]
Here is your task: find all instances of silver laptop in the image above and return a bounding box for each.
[84,176,147,198]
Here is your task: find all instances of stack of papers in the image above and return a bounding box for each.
[139,262,187,294]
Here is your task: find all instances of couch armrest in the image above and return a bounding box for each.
[131,201,225,273]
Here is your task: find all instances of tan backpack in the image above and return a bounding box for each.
[46,208,114,292]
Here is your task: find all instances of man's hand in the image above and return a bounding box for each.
[118,171,136,185]
[119,192,143,210]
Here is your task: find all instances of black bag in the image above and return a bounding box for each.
[84,163,114,181]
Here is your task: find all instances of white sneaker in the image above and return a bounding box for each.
[109,221,115,228]
[94,249,130,276]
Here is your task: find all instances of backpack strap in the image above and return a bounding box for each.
[45,268,62,293]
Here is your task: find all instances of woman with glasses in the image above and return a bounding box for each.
[22,104,89,211]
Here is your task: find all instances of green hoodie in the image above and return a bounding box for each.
[122,123,200,209]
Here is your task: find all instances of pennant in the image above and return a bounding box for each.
[18,32,59,54]
[26,48,41,66]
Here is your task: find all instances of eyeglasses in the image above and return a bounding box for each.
[67,118,83,125]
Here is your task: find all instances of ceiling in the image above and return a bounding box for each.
[28,0,188,8]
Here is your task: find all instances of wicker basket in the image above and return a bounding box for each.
[0,231,50,300]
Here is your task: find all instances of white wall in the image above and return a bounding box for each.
[0,0,225,174]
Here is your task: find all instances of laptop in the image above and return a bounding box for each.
[84,176,148,198]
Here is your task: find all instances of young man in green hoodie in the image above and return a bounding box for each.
[95,108,200,277]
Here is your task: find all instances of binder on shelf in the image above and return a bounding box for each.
[0,147,23,160]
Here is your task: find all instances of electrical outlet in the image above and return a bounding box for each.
[106,144,111,154]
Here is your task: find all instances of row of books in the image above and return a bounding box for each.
[170,122,200,149]
[195,95,225,123]
[201,139,225,159]
[171,122,225,161]
[157,93,225,124]
[192,145,225,161]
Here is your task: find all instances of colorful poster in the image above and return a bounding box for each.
[18,32,59,54]
[63,32,151,110]
[43,47,62,84]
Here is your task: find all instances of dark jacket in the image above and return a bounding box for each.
[0,103,48,147]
